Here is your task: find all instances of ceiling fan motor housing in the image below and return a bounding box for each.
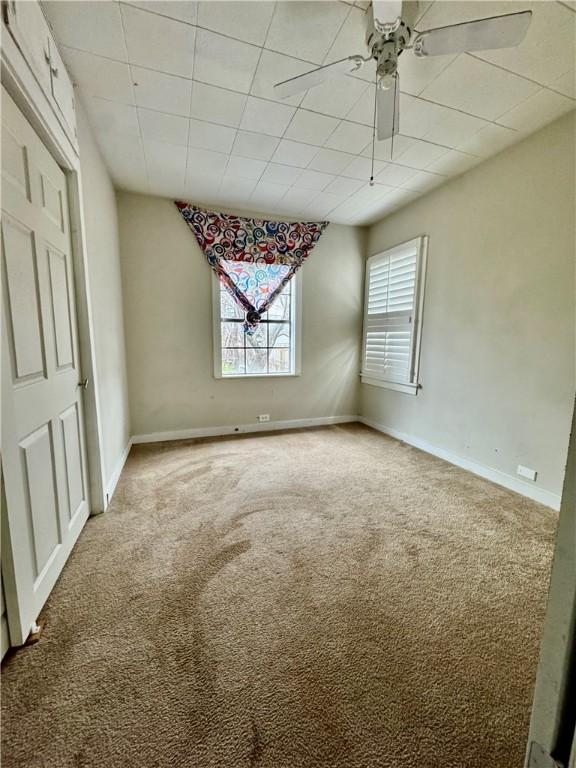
[366,17,413,79]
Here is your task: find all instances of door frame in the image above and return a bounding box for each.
[524,398,576,768]
[1,20,107,518]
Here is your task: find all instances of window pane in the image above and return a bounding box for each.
[221,322,244,348]
[246,323,267,349]
[267,289,291,320]
[246,348,267,374]
[222,348,245,375]
[220,289,243,319]
[268,347,291,374]
[269,322,290,348]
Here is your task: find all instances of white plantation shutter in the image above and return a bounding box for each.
[362,237,427,392]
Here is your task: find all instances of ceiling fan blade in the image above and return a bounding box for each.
[372,0,403,29]
[274,56,364,99]
[377,75,400,142]
[414,10,532,57]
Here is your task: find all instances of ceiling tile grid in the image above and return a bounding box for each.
[43,0,576,225]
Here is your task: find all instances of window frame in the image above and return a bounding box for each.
[361,235,428,395]
[212,272,302,379]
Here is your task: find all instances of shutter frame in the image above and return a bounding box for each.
[361,236,428,394]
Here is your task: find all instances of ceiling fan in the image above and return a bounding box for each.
[274,1,532,148]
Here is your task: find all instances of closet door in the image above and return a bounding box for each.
[1,87,90,645]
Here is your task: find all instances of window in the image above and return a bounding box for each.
[212,275,301,378]
[361,236,428,394]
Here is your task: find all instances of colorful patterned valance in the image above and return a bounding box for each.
[175,203,328,334]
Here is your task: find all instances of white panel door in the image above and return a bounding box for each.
[1,87,90,646]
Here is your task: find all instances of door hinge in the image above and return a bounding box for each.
[528,742,564,768]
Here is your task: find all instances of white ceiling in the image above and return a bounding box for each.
[44,0,575,225]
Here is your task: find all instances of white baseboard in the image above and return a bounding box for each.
[132,415,358,445]
[360,417,561,511]
[104,439,133,508]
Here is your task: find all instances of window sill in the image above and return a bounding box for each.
[360,375,419,395]
[215,373,302,380]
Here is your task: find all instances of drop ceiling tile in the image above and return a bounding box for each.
[240,97,296,137]
[144,139,187,183]
[324,176,365,196]
[550,70,576,100]
[341,155,387,180]
[271,139,319,168]
[293,169,335,191]
[497,88,575,134]
[250,182,290,206]
[397,50,457,97]
[475,3,576,92]
[194,28,260,94]
[220,176,258,200]
[306,192,346,218]
[43,1,127,61]
[265,1,351,64]
[420,54,541,121]
[261,163,302,185]
[307,148,355,174]
[125,1,198,24]
[121,4,195,78]
[426,149,480,176]
[251,50,312,106]
[187,147,229,176]
[375,162,419,186]
[414,0,434,25]
[422,107,488,149]
[346,84,376,126]
[226,156,267,180]
[398,93,449,140]
[97,132,146,176]
[190,82,247,127]
[281,187,319,207]
[324,120,373,153]
[393,137,450,169]
[197,1,275,46]
[284,110,340,144]
[301,75,369,119]
[324,6,372,77]
[61,48,134,105]
[456,122,518,157]
[82,97,140,137]
[188,118,236,153]
[362,133,415,161]
[400,169,445,192]
[138,108,189,145]
[232,131,280,161]
[186,172,223,200]
[132,66,193,116]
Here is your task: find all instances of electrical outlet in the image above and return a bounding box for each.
[257,414,270,423]
[517,464,537,482]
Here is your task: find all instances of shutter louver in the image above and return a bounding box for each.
[363,247,418,384]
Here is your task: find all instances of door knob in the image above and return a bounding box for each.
[78,378,89,390]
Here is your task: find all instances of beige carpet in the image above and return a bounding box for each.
[1,424,556,768]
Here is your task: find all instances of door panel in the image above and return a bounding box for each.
[2,217,46,381]
[48,246,74,370]
[20,422,62,579]
[1,86,90,646]
[59,403,86,523]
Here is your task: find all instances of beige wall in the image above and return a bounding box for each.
[77,106,130,493]
[362,112,576,500]
[117,193,365,436]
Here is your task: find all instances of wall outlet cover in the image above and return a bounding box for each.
[257,414,270,423]
[517,464,537,481]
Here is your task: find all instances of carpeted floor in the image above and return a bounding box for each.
[1,424,556,768]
